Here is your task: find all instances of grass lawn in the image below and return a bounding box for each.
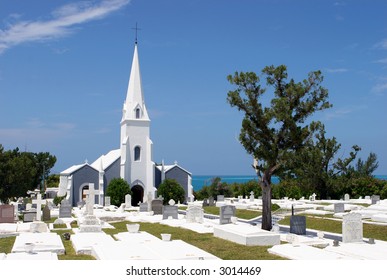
[103,221,285,260]
[0,236,16,254]
[202,206,262,220]
[57,230,95,260]
[279,215,387,241]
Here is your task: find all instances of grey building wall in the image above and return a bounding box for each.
[154,166,162,188]
[71,165,99,206]
[165,166,189,203]
[104,157,121,193]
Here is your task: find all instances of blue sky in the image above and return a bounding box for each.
[0,0,386,176]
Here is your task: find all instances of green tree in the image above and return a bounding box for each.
[0,145,56,203]
[157,179,185,205]
[285,123,360,199]
[227,65,331,230]
[106,178,132,206]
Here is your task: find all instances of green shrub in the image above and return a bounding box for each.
[106,178,132,206]
[157,179,185,204]
[53,195,66,206]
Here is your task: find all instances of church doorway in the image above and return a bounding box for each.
[131,185,144,206]
[81,185,89,201]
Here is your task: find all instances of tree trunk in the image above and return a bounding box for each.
[261,174,272,231]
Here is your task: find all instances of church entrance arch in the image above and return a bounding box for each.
[81,185,89,201]
[131,185,144,206]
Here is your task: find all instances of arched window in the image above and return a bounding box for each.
[135,108,141,119]
[134,146,141,161]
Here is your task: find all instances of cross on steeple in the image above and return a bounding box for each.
[132,22,141,44]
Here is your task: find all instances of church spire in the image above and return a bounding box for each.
[123,43,149,121]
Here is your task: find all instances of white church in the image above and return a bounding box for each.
[57,42,194,207]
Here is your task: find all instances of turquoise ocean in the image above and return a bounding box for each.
[191,175,387,192]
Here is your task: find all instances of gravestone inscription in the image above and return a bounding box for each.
[334,203,345,213]
[59,200,72,218]
[219,205,236,225]
[290,216,306,235]
[371,195,380,205]
[42,204,51,221]
[342,213,363,243]
[151,199,163,215]
[162,205,178,219]
[186,205,204,223]
[0,205,14,223]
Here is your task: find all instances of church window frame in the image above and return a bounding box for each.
[134,146,141,161]
[135,108,141,119]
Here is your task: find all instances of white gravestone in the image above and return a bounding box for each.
[36,194,42,221]
[249,191,255,202]
[125,194,131,208]
[344,194,350,201]
[342,213,363,243]
[186,205,204,223]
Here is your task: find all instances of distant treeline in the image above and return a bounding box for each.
[194,173,387,201]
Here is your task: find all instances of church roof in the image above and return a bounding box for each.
[155,162,192,176]
[60,163,89,175]
[91,149,121,171]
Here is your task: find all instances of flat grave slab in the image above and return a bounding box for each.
[213,223,280,246]
[71,232,115,255]
[268,244,356,260]
[11,233,65,254]
[324,239,387,259]
[4,252,58,260]
[102,231,219,260]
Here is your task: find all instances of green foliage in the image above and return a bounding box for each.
[53,195,66,206]
[46,174,60,188]
[106,178,132,206]
[0,144,56,203]
[157,179,185,204]
[227,65,331,230]
[230,180,262,198]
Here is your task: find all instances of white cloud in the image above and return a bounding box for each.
[325,68,349,73]
[324,105,367,120]
[374,39,387,50]
[0,0,130,54]
[372,83,387,94]
[374,58,387,64]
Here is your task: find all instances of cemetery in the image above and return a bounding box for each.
[1,190,387,260]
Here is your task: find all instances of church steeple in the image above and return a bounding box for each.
[122,43,149,121]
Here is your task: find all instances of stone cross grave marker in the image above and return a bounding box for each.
[151,199,163,215]
[217,195,225,202]
[334,203,345,213]
[290,215,306,235]
[59,199,72,218]
[125,194,132,208]
[84,184,100,216]
[42,204,51,221]
[371,195,380,205]
[250,191,255,202]
[186,205,204,223]
[104,196,111,207]
[219,205,236,225]
[0,205,15,223]
[342,212,363,243]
